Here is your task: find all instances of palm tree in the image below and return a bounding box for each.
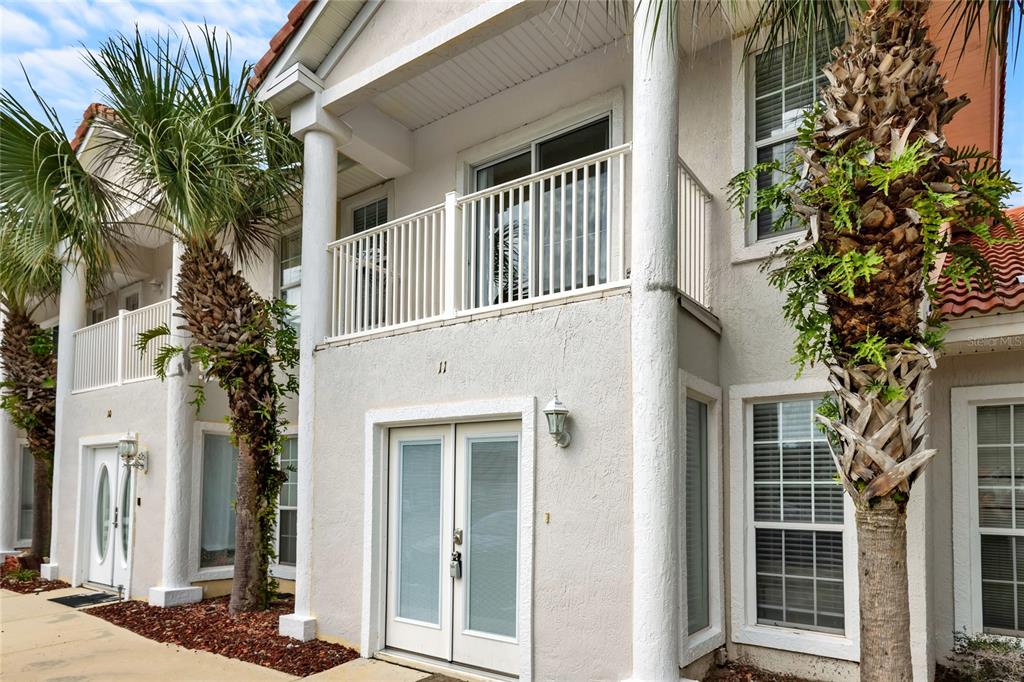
[725,1,1021,679]
[0,90,125,562]
[84,28,303,613]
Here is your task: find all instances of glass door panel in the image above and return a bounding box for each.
[386,426,453,661]
[452,423,520,674]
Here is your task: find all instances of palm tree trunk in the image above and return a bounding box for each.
[0,310,57,561]
[230,437,265,610]
[31,455,52,560]
[175,245,283,613]
[856,498,912,681]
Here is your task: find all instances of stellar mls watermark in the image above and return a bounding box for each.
[966,336,1024,348]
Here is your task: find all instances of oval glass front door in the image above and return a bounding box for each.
[120,475,131,562]
[96,466,110,558]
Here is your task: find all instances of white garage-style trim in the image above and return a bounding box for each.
[360,396,536,681]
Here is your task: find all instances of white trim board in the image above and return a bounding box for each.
[360,396,536,681]
[951,383,1024,638]
[727,377,861,662]
[680,372,726,666]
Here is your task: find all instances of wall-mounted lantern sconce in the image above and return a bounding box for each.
[543,394,571,448]
[118,432,148,473]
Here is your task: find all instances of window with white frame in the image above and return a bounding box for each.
[352,197,389,234]
[686,397,710,634]
[277,436,298,567]
[200,433,237,569]
[751,398,846,633]
[18,445,33,543]
[974,403,1024,635]
[279,231,301,329]
[750,30,842,241]
[198,431,299,572]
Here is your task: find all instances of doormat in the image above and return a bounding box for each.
[49,592,119,608]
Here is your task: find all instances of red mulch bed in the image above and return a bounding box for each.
[704,662,815,682]
[0,557,71,594]
[87,594,358,677]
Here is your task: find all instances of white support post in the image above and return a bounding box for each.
[0,310,18,556]
[443,191,459,317]
[116,309,125,386]
[40,240,88,580]
[149,239,202,607]
[281,92,347,641]
[629,2,681,679]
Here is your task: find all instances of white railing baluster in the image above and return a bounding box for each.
[677,156,712,308]
[326,145,632,340]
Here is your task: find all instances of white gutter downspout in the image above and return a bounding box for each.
[629,1,682,679]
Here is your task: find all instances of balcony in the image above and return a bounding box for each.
[327,146,711,342]
[72,299,173,393]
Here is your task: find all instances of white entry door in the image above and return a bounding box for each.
[87,447,133,589]
[385,422,521,675]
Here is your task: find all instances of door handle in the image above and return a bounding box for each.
[450,550,462,579]
[453,528,463,545]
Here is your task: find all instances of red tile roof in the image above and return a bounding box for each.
[69,102,116,152]
[938,206,1024,318]
[249,0,316,90]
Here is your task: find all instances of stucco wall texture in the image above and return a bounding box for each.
[310,295,638,680]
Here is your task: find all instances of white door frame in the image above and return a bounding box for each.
[72,434,136,595]
[361,397,536,681]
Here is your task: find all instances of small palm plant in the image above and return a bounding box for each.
[85,28,303,613]
[0,89,125,561]
[729,2,1019,678]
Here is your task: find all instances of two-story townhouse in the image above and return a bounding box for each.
[2,1,1020,681]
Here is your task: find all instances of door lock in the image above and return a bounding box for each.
[450,550,462,579]
[453,528,463,545]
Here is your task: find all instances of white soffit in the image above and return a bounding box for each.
[371,2,627,131]
[281,0,364,76]
[338,163,386,199]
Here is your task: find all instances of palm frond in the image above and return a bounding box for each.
[943,0,1024,69]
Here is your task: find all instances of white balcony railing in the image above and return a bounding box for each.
[678,157,712,308]
[328,144,712,342]
[72,299,173,393]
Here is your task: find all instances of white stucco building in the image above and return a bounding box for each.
[2,2,1022,681]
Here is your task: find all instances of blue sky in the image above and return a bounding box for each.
[0,0,289,133]
[1,0,1022,205]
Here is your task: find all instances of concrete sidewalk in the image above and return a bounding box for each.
[0,587,428,681]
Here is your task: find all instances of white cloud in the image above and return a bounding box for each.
[0,6,51,47]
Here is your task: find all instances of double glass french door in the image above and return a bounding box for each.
[385,422,521,675]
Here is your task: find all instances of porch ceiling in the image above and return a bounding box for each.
[370,2,628,131]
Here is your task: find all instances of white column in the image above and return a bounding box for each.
[1,311,19,555]
[279,122,339,641]
[149,240,202,607]
[629,2,681,679]
[40,240,87,580]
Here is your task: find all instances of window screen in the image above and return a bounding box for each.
[686,398,710,634]
[353,198,389,234]
[976,404,1024,635]
[278,436,298,567]
[201,433,237,568]
[752,399,845,633]
[279,231,301,328]
[19,446,33,540]
[752,31,841,240]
